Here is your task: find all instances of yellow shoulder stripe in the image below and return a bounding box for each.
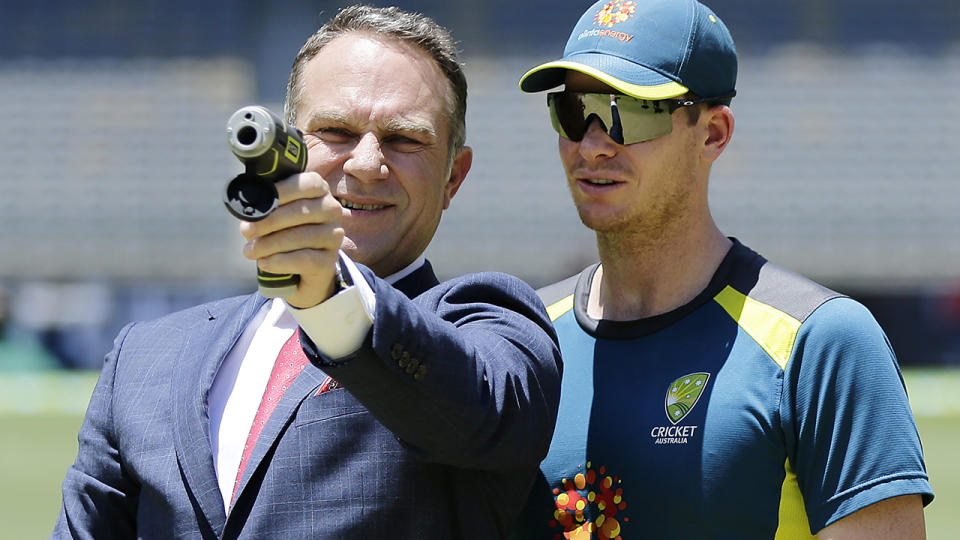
[774,458,815,539]
[546,295,574,322]
[713,286,801,370]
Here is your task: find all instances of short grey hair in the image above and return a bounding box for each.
[285,5,467,157]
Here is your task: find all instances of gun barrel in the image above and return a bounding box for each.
[226,105,281,159]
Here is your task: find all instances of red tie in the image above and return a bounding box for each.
[231,329,308,504]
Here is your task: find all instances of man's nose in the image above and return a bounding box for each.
[344,132,388,181]
[578,117,619,159]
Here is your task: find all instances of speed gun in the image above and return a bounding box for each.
[224,105,307,297]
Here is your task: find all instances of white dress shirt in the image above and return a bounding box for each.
[208,254,424,509]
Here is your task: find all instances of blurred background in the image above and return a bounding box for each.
[0,0,957,537]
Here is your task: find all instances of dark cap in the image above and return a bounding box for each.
[519,0,737,101]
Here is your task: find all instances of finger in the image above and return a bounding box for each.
[274,171,330,205]
[240,193,343,241]
[253,246,341,278]
[243,223,345,261]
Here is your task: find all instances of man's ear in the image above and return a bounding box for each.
[701,106,734,163]
[443,146,472,209]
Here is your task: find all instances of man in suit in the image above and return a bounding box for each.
[54,5,562,539]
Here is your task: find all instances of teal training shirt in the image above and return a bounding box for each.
[512,240,933,539]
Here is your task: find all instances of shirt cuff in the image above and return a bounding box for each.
[287,252,376,359]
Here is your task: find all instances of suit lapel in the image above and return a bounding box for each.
[172,293,268,538]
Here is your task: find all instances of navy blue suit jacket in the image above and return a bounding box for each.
[54,262,562,539]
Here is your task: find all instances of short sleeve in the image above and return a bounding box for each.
[780,297,933,532]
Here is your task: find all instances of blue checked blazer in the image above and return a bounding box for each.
[53,262,562,539]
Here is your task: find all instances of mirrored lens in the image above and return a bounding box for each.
[547,92,675,145]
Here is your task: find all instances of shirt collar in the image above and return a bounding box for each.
[384,255,426,285]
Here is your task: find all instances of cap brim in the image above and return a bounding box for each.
[519,58,689,100]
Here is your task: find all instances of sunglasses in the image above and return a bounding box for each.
[546,91,735,145]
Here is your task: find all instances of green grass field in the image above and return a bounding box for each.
[2,370,958,539]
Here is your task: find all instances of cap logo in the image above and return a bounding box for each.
[593,0,637,28]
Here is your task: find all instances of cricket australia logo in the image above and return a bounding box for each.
[650,372,710,445]
[665,372,709,424]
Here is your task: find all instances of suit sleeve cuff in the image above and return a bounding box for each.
[287,252,376,359]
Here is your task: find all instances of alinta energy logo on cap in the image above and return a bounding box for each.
[578,0,638,43]
[593,0,637,28]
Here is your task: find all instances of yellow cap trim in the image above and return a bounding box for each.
[520,60,689,100]
[546,294,575,322]
[713,286,801,370]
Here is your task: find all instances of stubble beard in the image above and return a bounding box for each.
[577,173,696,256]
